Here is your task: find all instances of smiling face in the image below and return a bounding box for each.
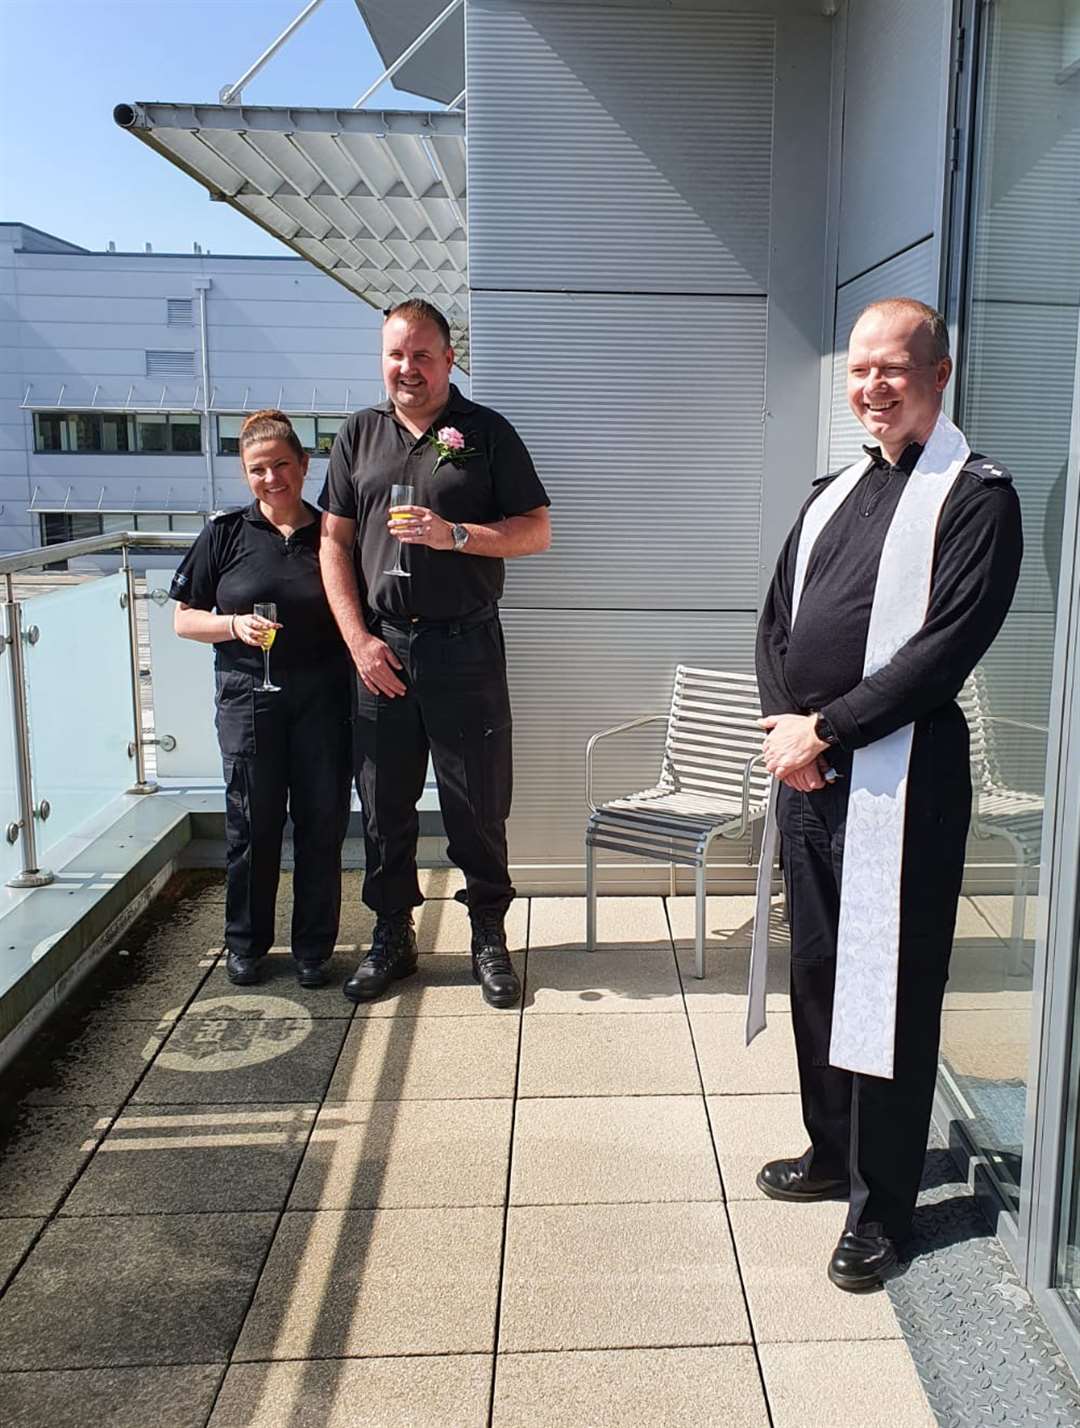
[242,437,308,514]
[846,307,952,463]
[382,315,454,427]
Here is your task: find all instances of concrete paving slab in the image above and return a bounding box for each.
[0,1211,277,1369]
[970,893,1037,944]
[518,1013,699,1098]
[209,1355,491,1428]
[19,1014,168,1108]
[232,1206,503,1360]
[288,1098,512,1209]
[61,1103,318,1216]
[511,1096,719,1205]
[66,937,218,1023]
[492,1346,769,1428]
[760,1340,936,1427]
[0,1365,226,1428]
[190,951,360,1018]
[693,1012,799,1095]
[706,1093,809,1200]
[327,1016,519,1101]
[417,865,467,899]
[666,895,786,948]
[133,1017,348,1104]
[676,943,790,1013]
[0,1103,111,1216]
[943,937,1033,1010]
[525,947,683,1014]
[406,897,527,955]
[940,1007,1031,1081]
[499,1202,750,1351]
[0,1218,43,1286]
[352,951,528,1018]
[726,1200,902,1343]
[529,897,670,950]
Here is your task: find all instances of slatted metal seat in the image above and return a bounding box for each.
[585,666,770,978]
[958,668,1047,971]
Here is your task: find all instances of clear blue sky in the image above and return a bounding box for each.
[0,0,439,256]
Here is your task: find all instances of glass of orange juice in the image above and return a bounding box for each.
[253,602,281,691]
[384,483,414,577]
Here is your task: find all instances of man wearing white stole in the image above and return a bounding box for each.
[749,298,1022,1292]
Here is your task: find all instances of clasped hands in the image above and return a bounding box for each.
[758,712,830,793]
[388,505,455,551]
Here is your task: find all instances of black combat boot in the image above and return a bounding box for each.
[470,911,520,1009]
[342,913,418,1003]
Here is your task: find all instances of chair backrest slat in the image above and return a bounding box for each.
[660,665,769,802]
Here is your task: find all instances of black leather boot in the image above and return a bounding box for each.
[756,1155,850,1203]
[470,912,520,1009]
[343,914,418,1003]
[827,1229,898,1292]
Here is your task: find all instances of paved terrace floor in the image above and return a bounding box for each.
[0,872,1028,1427]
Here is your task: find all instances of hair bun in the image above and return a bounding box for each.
[240,409,293,437]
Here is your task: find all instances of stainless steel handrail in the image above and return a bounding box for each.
[1,532,198,886]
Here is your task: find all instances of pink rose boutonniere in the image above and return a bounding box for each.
[428,425,480,473]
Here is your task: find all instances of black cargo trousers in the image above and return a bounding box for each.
[215,658,353,963]
[353,605,515,919]
[777,701,972,1243]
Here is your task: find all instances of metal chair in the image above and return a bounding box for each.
[585,666,771,978]
[958,668,1047,972]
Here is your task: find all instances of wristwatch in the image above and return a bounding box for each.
[814,711,839,747]
[450,523,469,552]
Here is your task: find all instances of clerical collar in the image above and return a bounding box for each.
[862,441,923,475]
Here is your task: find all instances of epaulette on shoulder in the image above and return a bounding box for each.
[210,506,243,522]
[963,454,1014,486]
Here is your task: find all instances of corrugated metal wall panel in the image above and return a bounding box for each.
[836,0,948,285]
[502,607,758,872]
[827,239,937,470]
[468,1,774,295]
[472,290,766,610]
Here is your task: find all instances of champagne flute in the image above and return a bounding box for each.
[253,602,281,692]
[384,483,414,578]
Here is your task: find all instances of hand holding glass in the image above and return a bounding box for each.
[384,483,414,578]
[253,602,281,691]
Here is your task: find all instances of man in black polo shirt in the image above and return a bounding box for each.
[320,299,550,1008]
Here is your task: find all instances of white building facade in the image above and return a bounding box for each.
[0,222,388,555]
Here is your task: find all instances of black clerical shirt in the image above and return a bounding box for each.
[319,384,549,622]
[755,442,1023,750]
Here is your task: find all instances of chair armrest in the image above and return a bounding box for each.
[981,715,1049,735]
[585,713,668,812]
[737,753,766,839]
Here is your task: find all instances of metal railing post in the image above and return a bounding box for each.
[3,574,54,887]
[121,548,157,795]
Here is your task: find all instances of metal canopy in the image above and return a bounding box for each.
[114,101,469,364]
[352,1,464,104]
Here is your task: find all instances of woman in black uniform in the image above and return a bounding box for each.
[171,410,352,988]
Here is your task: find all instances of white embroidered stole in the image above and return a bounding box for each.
[746,412,970,1078]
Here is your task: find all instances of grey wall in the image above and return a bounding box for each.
[467,0,835,888]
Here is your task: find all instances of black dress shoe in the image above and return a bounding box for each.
[756,1156,850,1203]
[343,914,418,1003]
[297,961,328,989]
[828,1230,898,1292]
[471,912,520,1008]
[225,950,263,986]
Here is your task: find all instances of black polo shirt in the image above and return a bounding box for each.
[169,500,347,675]
[318,384,549,621]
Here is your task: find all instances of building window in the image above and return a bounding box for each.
[217,413,346,456]
[32,411,202,455]
[39,511,206,546]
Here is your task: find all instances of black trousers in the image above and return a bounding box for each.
[216,660,352,962]
[778,702,972,1242]
[354,607,514,919]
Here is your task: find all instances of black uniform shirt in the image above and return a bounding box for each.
[169,500,347,675]
[318,384,550,621]
[755,442,1023,750]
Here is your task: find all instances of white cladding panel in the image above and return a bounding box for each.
[827,239,937,471]
[837,0,950,285]
[468,1,774,295]
[475,291,766,610]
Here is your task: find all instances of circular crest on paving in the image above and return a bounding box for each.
[150,998,313,1072]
